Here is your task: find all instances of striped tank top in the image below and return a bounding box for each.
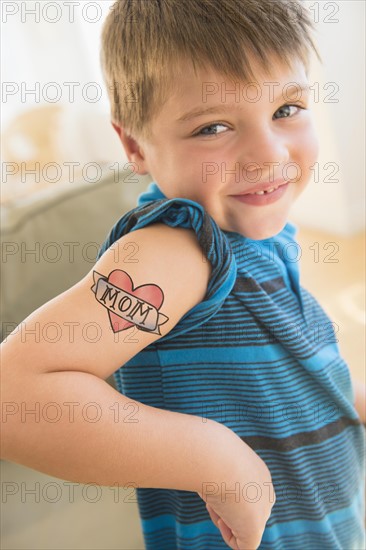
[97,181,365,549]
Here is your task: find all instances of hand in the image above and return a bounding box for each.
[204,499,268,550]
[198,457,275,549]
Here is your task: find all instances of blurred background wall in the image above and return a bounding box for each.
[1,0,124,204]
[290,0,365,235]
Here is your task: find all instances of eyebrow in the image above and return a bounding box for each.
[176,83,310,123]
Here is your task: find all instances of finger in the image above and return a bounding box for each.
[205,503,221,527]
[205,504,236,548]
[206,503,220,522]
[206,504,237,547]
[217,518,238,550]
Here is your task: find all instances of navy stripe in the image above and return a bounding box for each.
[234,275,286,293]
[240,416,362,452]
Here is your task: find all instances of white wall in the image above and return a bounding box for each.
[290,0,365,235]
[1,0,126,167]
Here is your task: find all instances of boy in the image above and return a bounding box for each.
[1,0,365,548]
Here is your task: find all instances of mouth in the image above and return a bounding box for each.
[230,181,289,206]
[233,179,288,196]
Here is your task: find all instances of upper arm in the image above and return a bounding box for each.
[1,223,211,380]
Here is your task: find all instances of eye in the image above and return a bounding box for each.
[273,104,305,119]
[193,123,229,137]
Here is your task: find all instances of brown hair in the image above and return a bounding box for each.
[100,0,321,141]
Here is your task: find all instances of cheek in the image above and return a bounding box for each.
[159,157,212,202]
[180,155,222,198]
[306,130,320,164]
[294,125,320,179]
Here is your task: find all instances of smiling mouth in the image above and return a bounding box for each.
[230,182,289,205]
[233,178,288,197]
[236,180,288,196]
[247,185,281,195]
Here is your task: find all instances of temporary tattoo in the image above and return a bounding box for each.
[91,269,169,334]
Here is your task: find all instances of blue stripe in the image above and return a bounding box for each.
[261,484,366,542]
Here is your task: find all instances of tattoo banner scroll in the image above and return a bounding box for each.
[91,270,169,334]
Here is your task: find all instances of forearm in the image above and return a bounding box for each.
[1,370,252,492]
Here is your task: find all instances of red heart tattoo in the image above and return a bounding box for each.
[107,270,165,333]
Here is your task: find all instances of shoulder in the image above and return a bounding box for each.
[96,222,212,333]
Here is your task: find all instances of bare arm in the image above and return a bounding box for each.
[1,223,267,494]
[1,362,252,492]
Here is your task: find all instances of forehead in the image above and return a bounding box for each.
[163,55,308,113]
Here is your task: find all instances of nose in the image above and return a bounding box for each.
[240,128,290,180]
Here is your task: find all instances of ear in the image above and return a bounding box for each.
[111,122,149,175]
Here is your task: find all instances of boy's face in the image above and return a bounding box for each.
[118,55,319,240]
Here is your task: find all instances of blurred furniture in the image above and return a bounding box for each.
[1,168,153,346]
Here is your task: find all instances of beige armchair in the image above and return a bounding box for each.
[1,168,153,344]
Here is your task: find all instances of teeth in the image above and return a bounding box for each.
[251,185,279,195]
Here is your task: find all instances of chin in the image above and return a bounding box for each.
[239,222,287,241]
